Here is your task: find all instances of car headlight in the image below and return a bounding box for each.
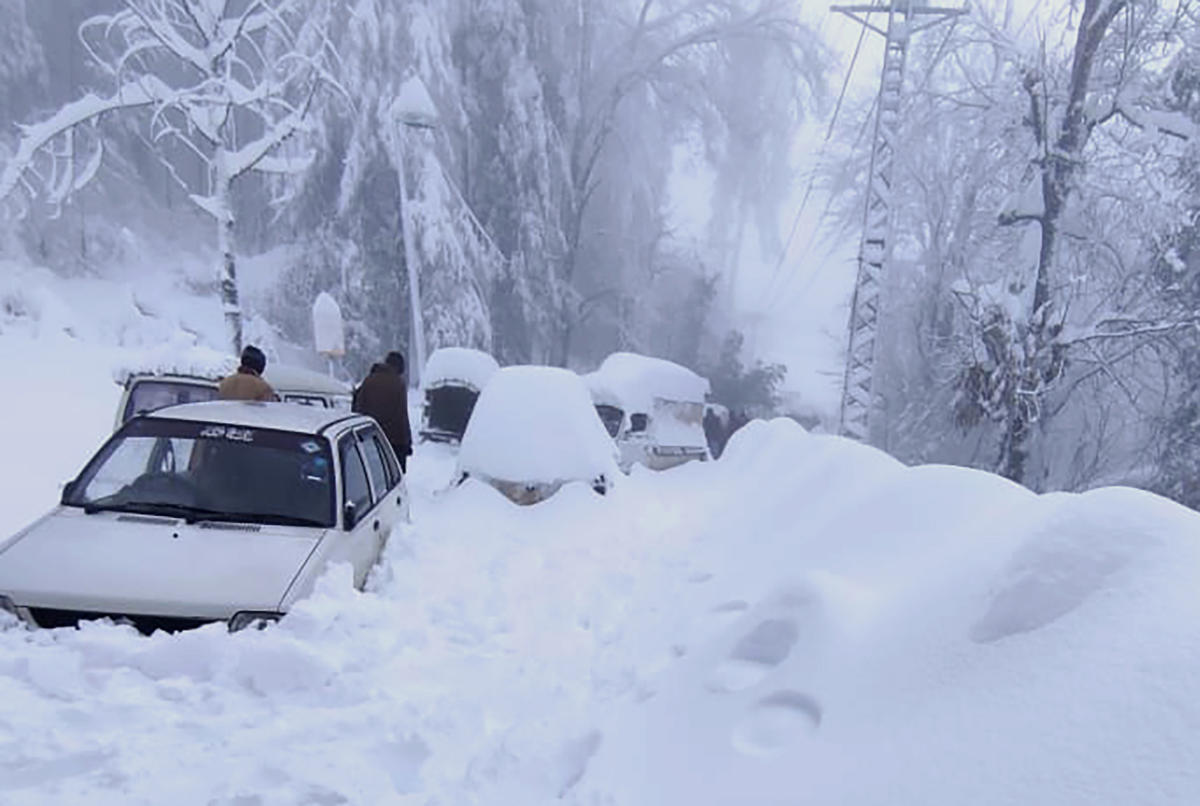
[228,611,282,633]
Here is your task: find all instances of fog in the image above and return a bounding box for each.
[6,0,1200,503]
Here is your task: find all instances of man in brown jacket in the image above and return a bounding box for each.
[352,351,413,471]
[218,345,277,402]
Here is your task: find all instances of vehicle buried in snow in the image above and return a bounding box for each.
[584,352,712,472]
[419,346,499,445]
[455,366,620,505]
[0,402,407,635]
[113,351,352,431]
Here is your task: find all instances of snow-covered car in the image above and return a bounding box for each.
[419,346,500,444]
[584,352,712,472]
[456,366,620,505]
[115,361,352,430]
[0,401,408,634]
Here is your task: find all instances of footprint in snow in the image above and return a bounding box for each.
[732,690,823,756]
[707,617,799,693]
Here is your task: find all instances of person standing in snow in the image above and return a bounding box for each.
[218,345,276,402]
[353,351,414,472]
[703,405,725,459]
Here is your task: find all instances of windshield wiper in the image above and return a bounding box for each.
[83,501,225,523]
[83,502,328,528]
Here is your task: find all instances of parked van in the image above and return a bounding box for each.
[114,356,351,430]
[584,352,711,472]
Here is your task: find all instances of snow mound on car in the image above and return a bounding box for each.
[588,352,709,413]
[457,365,619,486]
[421,346,499,391]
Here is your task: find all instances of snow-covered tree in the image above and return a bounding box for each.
[276,0,497,381]
[452,0,824,367]
[0,0,341,352]
[828,1,1199,488]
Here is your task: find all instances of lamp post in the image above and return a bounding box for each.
[391,75,439,389]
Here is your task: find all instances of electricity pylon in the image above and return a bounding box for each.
[832,1,965,442]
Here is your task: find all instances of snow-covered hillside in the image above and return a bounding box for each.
[2,265,1200,804]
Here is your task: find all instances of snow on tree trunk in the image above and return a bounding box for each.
[984,0,1129,485]
[394,131,429,388]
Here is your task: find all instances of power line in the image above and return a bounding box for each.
[769,3,961,317]
[754,6,871,313]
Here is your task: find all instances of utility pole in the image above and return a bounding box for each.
[832,1,965,442]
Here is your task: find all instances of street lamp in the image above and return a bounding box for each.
[390,74,439,388]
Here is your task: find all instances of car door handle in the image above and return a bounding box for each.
[372,520,381,532]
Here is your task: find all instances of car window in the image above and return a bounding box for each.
[595,404,623,438]
[629,413,649,433]
[282,394,329,408]
[339,436,373,514]
[374,431,402,485]
[358,428,392,495]
[124,380,220,423]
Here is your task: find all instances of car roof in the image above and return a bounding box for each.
[263,365,351,395]
[125,365,350,396]
[146,401,365,435]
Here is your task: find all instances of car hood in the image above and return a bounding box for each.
[0,509,324,619]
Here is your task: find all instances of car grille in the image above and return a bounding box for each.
[26,607,215,636]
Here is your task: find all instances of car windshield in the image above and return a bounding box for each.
[123,379,220,424]
[425,385,480,438]
[594,404,623,438]
[66,417,335,528]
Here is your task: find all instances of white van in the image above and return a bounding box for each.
[584,352,711,472]
[115,359,351,430]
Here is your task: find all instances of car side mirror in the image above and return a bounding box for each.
[343,502,358,531]
[60,480,77,505]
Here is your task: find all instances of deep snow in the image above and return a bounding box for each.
[3,265,1200,804]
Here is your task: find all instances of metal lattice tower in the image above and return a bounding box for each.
[832,2,965,442]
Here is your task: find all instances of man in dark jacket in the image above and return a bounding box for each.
[352,351,413,471]
[218,345,276,402]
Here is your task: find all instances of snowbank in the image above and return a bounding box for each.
[421,345,499,391]
[457,365,619,486]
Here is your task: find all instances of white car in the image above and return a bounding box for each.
[584,352,712,472]
[456,366,620,505]
[0,402,407,634]
[115,364,353,431]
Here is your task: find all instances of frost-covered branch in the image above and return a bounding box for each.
[0,78,168,202]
